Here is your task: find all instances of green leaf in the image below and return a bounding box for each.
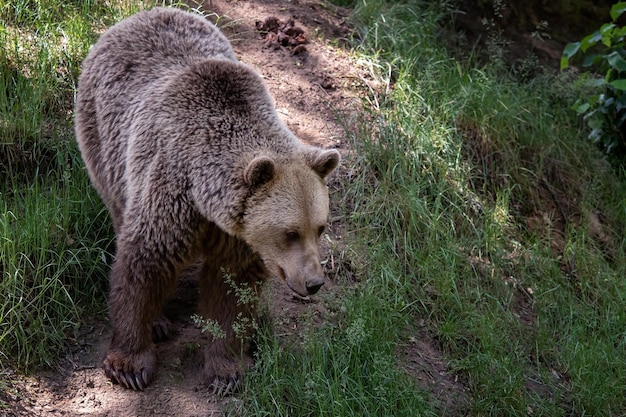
[616,26,626,38]
[575,102,591,114]
[582,53,601,68]
[588,117,604,129]
[589,78,606,88]
[589,127,603,144]
[615,93,626,111]
[581,32,602,52]
[601,24,617,47]
[601,23,616,36]
[561,42,580,69]
[602,96,615,108]
[610,79,626,90]
[607,51,626,71]
[563,42,580,58]
[611,2,626,21]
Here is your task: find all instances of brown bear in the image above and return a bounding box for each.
[74,7,340,393]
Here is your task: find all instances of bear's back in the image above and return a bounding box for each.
[76,7,238,153]
[83,7,236,96]
[75,8,239,217]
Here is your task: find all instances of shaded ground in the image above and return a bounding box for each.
[451,0,615,71]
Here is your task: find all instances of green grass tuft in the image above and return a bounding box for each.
[233,289,435,416]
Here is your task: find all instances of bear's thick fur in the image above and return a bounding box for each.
[74,7,340,392]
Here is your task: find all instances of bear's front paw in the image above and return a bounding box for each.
[103,349,156,391]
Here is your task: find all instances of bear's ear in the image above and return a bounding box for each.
[308,149,341,179]
[244,156,276,187]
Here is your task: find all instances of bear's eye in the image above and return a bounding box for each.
[317,226,326,237]
[285,231,300,242]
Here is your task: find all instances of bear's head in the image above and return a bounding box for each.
[241,148,340,297]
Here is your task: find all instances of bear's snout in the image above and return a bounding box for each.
[300,258,325,296]
[305,279,324,295]
[279,264,325,297]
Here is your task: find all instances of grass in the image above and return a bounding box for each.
[238,1,626,416]
[337,1,624,415]
[228,289,434,416]
[2,0,626,416]
[0,0,126,371]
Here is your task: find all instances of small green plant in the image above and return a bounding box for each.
[561,1,626,161]
[192,269,262,343]
[192,315,226,339]
[231,313,259,341]
[223,268,260,307]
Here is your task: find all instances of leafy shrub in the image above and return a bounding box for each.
[561,2,626,162]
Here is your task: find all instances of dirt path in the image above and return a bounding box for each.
[3,1,363,416]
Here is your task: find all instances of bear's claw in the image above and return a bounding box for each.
[209,374,242,397]
[106,367,151,391]
[103,352,155,391]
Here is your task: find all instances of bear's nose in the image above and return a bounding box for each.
[306,281,324,295]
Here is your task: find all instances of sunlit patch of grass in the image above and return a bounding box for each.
[0,0,152,169]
